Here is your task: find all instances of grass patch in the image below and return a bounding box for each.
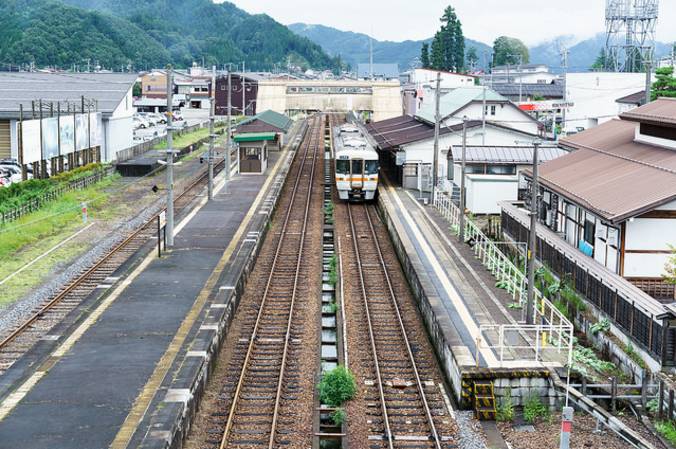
[153,126,224,151]
[0,175,119,307]
[523,395,550,424]
[655,420,676,445]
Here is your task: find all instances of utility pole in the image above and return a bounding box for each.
[241,61,246,116]
[226,68,232,187]
[458,117,468,243]
[208,65,215,200]
[526,140,541,325]
[431,72,441,201]
[481,85,487,145]
[561,47,569,134]
[369,34,374,80]
[645,54,652,105]
[165,65,175,248]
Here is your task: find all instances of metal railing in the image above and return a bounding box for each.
[433,191,573,367]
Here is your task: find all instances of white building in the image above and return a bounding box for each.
[0,72,137,163]
[487,63,558,85]
[401,69,477,115]
[563,72,651,134]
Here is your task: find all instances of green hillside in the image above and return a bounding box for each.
[0,0,340,71]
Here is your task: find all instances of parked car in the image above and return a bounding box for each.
[172,110,184,121]
[150,112,166,124]
[0,158,32,175]
[133,115,150,129]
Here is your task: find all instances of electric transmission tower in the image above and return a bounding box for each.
[604,0,659,72]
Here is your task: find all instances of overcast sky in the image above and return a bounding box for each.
[223,0,676,45]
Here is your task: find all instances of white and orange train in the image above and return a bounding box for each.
[333,124,379,201]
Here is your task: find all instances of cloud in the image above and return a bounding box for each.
[223,0,675,45]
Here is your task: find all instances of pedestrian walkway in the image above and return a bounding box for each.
[0,149,291,449]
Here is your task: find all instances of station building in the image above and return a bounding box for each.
[255,79,402,122]
[234,109,294,174]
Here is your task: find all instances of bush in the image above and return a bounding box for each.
[496,388,514,422]
[318,365,356,407]
[331,408,346,426]
[655,420,676,445]
[523,395,549,424]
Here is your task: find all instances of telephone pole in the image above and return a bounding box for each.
[165,65,175,247]
[208,65,216,200]
[226,67,233,188]
[561,47,569,133]
[241,61,246,116]
[526,140,541,325]
[431,72,441,201]
[645,54,652,105]
[458,117,468,243]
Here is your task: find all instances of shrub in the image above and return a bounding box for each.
[496,388,514,422]
[331,408,347,426]
[318,365,357,407]
[590,318,610,335]
[523,395,549,424]
[655,420,676,445]
[646,398,659,415]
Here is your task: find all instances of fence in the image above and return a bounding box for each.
[0,167,113,225]
[115,120,217,163]
[433,191,574,368]
[500,206,670,366]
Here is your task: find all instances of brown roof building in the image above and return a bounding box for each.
[500,98,676,368]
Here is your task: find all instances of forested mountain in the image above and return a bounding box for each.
[0,0,341,71]
[289,23,492,71]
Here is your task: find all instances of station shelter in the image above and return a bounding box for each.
[233,132,273,174]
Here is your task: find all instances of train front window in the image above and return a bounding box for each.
[365,160,379,175]
[351,160,363,175]
[336,160,350,174]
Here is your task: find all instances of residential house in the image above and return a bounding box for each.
[616,90,646,114]
[500,100,676,369]
[214,73,262,117]
[487,63,557,85]
[447,145,567,214]
[400,68,477,115]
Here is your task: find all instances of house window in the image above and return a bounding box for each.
[403,164,418,177]
[491,105,496,115]
[466,164,484,174]
[583,219,595,246]
[486,165,516,175]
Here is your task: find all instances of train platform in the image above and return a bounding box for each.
[0,146,296,449]
[376,181,557,401]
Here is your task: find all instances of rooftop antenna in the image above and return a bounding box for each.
[604,0,659,72]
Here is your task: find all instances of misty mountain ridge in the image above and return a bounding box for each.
[290,23,674,72]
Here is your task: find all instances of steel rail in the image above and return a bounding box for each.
[347,203,443,448]
[0,158,225,352]
[218,116,320,449]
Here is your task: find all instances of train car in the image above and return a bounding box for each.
[333,124,379,201]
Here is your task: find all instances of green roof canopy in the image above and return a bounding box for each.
[238,109,293,132]
[233,132,277,142]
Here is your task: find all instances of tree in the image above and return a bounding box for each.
[420,42,430,69]
[466,46,478,71]
[652,67,676,101]
[591,49,607,71]
[492,36,529,66]
[664,246,676,285]
[427,6,465,72]
[430,32,444,70]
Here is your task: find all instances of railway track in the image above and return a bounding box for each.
[205,115,323,449]
[345,203,457,449]
[0,157,226,376]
